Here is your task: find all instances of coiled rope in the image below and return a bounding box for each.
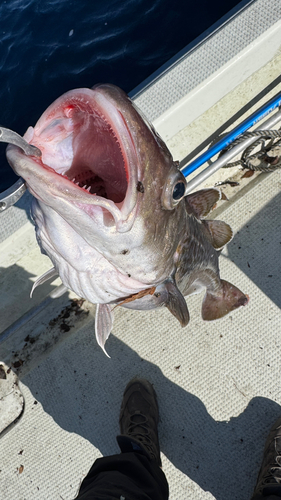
[219,129,281,171]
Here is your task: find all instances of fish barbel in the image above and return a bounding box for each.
[6,84,248,355]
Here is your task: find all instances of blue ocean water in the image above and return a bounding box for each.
[0,0,248,192]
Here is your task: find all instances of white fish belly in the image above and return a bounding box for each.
[32,200,150,303]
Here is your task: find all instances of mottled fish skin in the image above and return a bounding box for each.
[6,84,248,355]
[175,198,221,294]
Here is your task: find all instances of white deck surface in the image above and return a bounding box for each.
[1,2,281,499]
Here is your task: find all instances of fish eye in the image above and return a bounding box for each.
[161,165,187,210]
[173,181,186,200]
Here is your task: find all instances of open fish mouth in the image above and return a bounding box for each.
[7,85,139,228]
[55,104,128,203]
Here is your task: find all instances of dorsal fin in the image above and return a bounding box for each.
[186,188,221,219]
[203,220,233,249]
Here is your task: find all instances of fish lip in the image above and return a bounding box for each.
[6,87,140,230]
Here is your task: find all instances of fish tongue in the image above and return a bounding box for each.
[201,279,249,321]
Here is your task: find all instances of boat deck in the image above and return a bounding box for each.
[1,1,281,498]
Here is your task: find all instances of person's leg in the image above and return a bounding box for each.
[76,451,167,500]
[251,417,281,500]
[76,378,169,500]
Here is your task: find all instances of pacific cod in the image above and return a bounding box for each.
[6,84,248,355]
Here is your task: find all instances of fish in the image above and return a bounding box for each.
[6,84,249,356]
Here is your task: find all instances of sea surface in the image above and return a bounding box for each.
[0,0,249,192]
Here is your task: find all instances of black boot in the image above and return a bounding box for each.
[252,416,281,498]
[116,378,162,466]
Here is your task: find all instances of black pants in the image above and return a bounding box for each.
[76,451,169,500]
[252,496,281,499]
[76,451,281,500]
[252,494,281,499]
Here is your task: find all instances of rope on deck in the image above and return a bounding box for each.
[220,129,281,171]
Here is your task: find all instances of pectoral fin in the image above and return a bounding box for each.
[202,279,249,320]
[95,304,114,357]
[186,188,221,219]
[203,220,233,249]
[30,267,58,298]
[160,279,190,326]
